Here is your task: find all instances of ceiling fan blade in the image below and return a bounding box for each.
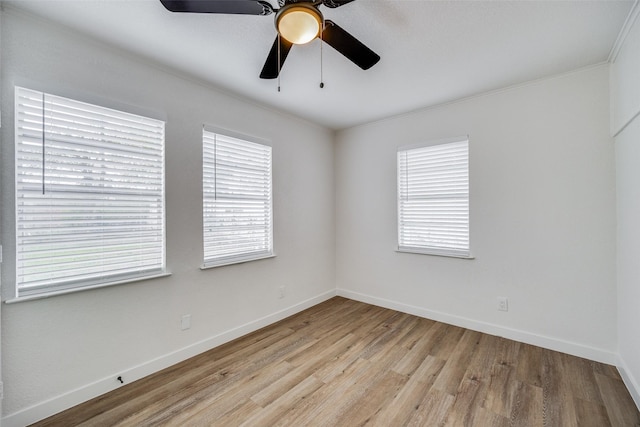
[321,0,356,8]
[322,19,380,70]
[260,36,294,79]
[159,0,272,15]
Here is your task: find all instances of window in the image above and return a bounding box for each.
[397,136,470,258]
[202,128,273,267]
[14,87,166,299]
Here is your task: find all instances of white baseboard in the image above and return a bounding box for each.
[336,288,618,366]
[617,355,640,411]
[2,289,337,427]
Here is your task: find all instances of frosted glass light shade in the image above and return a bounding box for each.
[277,5,322,45]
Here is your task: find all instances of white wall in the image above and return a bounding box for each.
[0,8,3,427]
[0,10,335,425]
[612,5,640,409]
[335,65,617,363]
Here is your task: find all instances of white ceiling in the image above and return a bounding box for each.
[4,0,635,130]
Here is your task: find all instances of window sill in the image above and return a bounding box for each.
[6,271,172,304]
[200,252,276,270]
[396,247,475,260]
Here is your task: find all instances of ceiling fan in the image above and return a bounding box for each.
[159,0,381,79]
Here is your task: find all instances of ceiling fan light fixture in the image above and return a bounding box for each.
[276,4,323,45]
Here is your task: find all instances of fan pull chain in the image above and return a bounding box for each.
[277,33,281,92]
[320,21,325,89]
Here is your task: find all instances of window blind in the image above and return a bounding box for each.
[397,137,470,258]
[203,129,273,267]
[15,87,166,298]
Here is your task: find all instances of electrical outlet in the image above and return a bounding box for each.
[497,297,509,312]
[278,285,286,299]
[181,314,191,330]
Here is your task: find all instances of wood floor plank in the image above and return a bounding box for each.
[250,332,359,406]
[595,372,640,426]
[331,369,408,426]
[296,343,410,425]
[209,399,263,427]
[357,312,414,360]
[509,381,544,427]
[468,407,511,427]
[365,316,419,366]
[391,320,445,376]
[311,333,381,384]
[561,352,605,405]
[369,355,446,426]
[395,316,436,351]
[405,388,456,426]
[482,338,521,419]
[31,297,640,427]
[284,306,386,368]
[426,322,466,360]
[450,333,504,425]
[242,376,325,427]
[574,397,613,427]
[175,361,294,425]
[271,357,373,426]
[541,349,579,427]
[516,342,544,388]
[592,360,623,381]
[442,372,484,426]
[432,329,482,396]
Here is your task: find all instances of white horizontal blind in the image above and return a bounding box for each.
[15,87,166,297]
[398,138,470,257]
[203,130,272,266]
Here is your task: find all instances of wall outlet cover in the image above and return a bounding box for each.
[498,297,509,312]
[181,314,191,330]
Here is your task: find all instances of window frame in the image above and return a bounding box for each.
[396,135,473,259]
[11,86,169,301]
[201,125,274,269]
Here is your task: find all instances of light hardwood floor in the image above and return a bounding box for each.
[32,297,640,426]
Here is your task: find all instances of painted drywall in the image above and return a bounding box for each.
[611,5,640,136]
[335,65,617,362]
[612,6,640,408]
[0,8,3,427]
[615,118,640,408]
[0,10,335,424]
